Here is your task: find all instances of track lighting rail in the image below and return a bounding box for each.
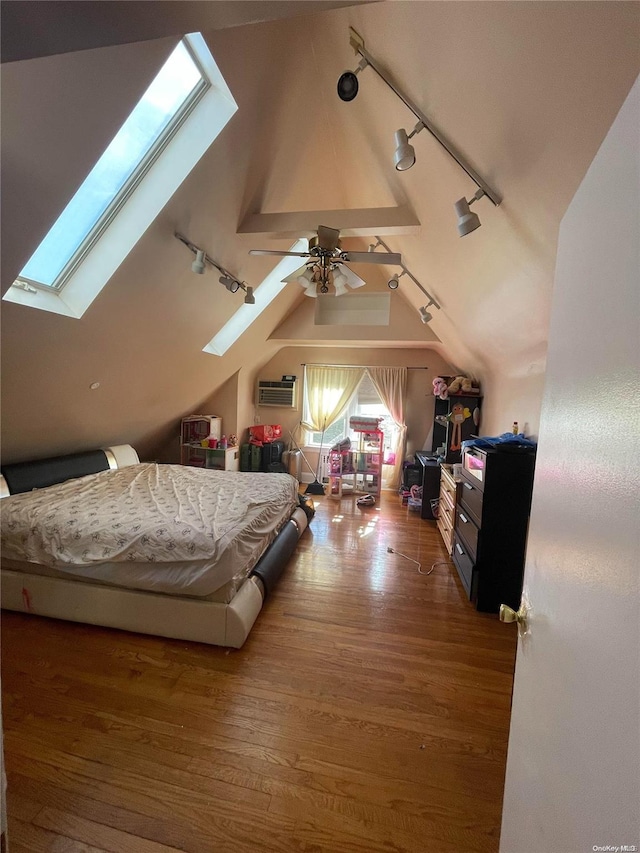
[370,236,441,312]
[345,27,502,208]
[175,233,255,304]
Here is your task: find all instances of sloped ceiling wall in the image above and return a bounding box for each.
[1,2,639,464]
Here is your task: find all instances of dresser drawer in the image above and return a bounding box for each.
[452,533,474,597]
[437,515,454,555]
[440,465,457,498]
[455,506,478,560]
[459,475,483,526]
[439,482,455,516]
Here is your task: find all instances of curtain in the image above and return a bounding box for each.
[301,365,365,433]
[367,366,407,490]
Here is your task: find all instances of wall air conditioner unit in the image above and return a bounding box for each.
[257,380,297,408]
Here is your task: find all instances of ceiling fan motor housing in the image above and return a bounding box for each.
[308,235,341,256]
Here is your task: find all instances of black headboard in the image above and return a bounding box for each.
[0,445,139,496]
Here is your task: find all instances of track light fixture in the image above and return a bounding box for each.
[454,189,485,237]
[338,27,501,233]
[393,122,424,171]
[191,250,206,275]
[175,233,254,303]
[370,235,440,324]
[387,271,405,290]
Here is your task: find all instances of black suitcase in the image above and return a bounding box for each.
[250,444,262,472]
[261,440,285,473]
[240,443,251,472]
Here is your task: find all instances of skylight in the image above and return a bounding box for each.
[204,241,307,357]
[5,33,238,318]
[18,41,206,292]
[19,42,205,289]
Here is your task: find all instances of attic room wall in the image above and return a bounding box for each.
[0,23,317,465]
[256,346,455,476]
[3,3,638,468]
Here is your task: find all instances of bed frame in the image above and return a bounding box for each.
[0,445,308,648]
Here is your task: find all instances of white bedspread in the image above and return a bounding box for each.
[0,464,298,596]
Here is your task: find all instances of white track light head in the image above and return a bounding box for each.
[244,286,255,305]
[219,275,238,292]
[455,197,482,237]
[393,129,416,171]
[191,249,206,274]
[419,306,432,324]
[387,274,400,290]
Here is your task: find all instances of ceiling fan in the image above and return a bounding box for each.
[249,225,402,297]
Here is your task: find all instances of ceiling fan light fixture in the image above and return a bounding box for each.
[333,270,347,288]
[296,269,314,288]
[339,264,366,290]
[191,249,206,274]
[303,281,318,298]
[393,129,416,171]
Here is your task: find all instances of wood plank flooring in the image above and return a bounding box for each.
[1,490,517,852]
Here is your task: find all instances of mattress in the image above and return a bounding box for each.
[1,463,298,597]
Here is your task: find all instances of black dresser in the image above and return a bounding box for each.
[452,445,536,612]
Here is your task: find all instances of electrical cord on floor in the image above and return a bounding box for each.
[386,547,452,576]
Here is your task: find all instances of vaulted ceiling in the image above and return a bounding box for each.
[2,1,639,462]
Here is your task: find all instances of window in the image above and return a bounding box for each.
[306,374,398,457]
[4,33,238,318]
[17,41,206,292]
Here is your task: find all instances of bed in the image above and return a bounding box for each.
[0,445,309,647]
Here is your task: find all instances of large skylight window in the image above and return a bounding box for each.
[17,41,207,292]
[5,32,238,318]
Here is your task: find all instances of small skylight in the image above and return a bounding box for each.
[204,241,307,357]
[5,33,238,318]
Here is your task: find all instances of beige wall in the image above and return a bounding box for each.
[476,369,546,441]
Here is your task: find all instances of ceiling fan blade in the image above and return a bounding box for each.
[317,225,340,251]
[249,250,310,258]
[340,251,402,265]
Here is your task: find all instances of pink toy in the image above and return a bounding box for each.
[432,376,449,400]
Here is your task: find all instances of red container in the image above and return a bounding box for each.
[249,424,282,443]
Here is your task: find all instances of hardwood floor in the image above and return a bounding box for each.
[1,490,517,853]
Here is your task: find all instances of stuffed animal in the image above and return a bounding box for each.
[447,375,476,395]
[432,376,449,400]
